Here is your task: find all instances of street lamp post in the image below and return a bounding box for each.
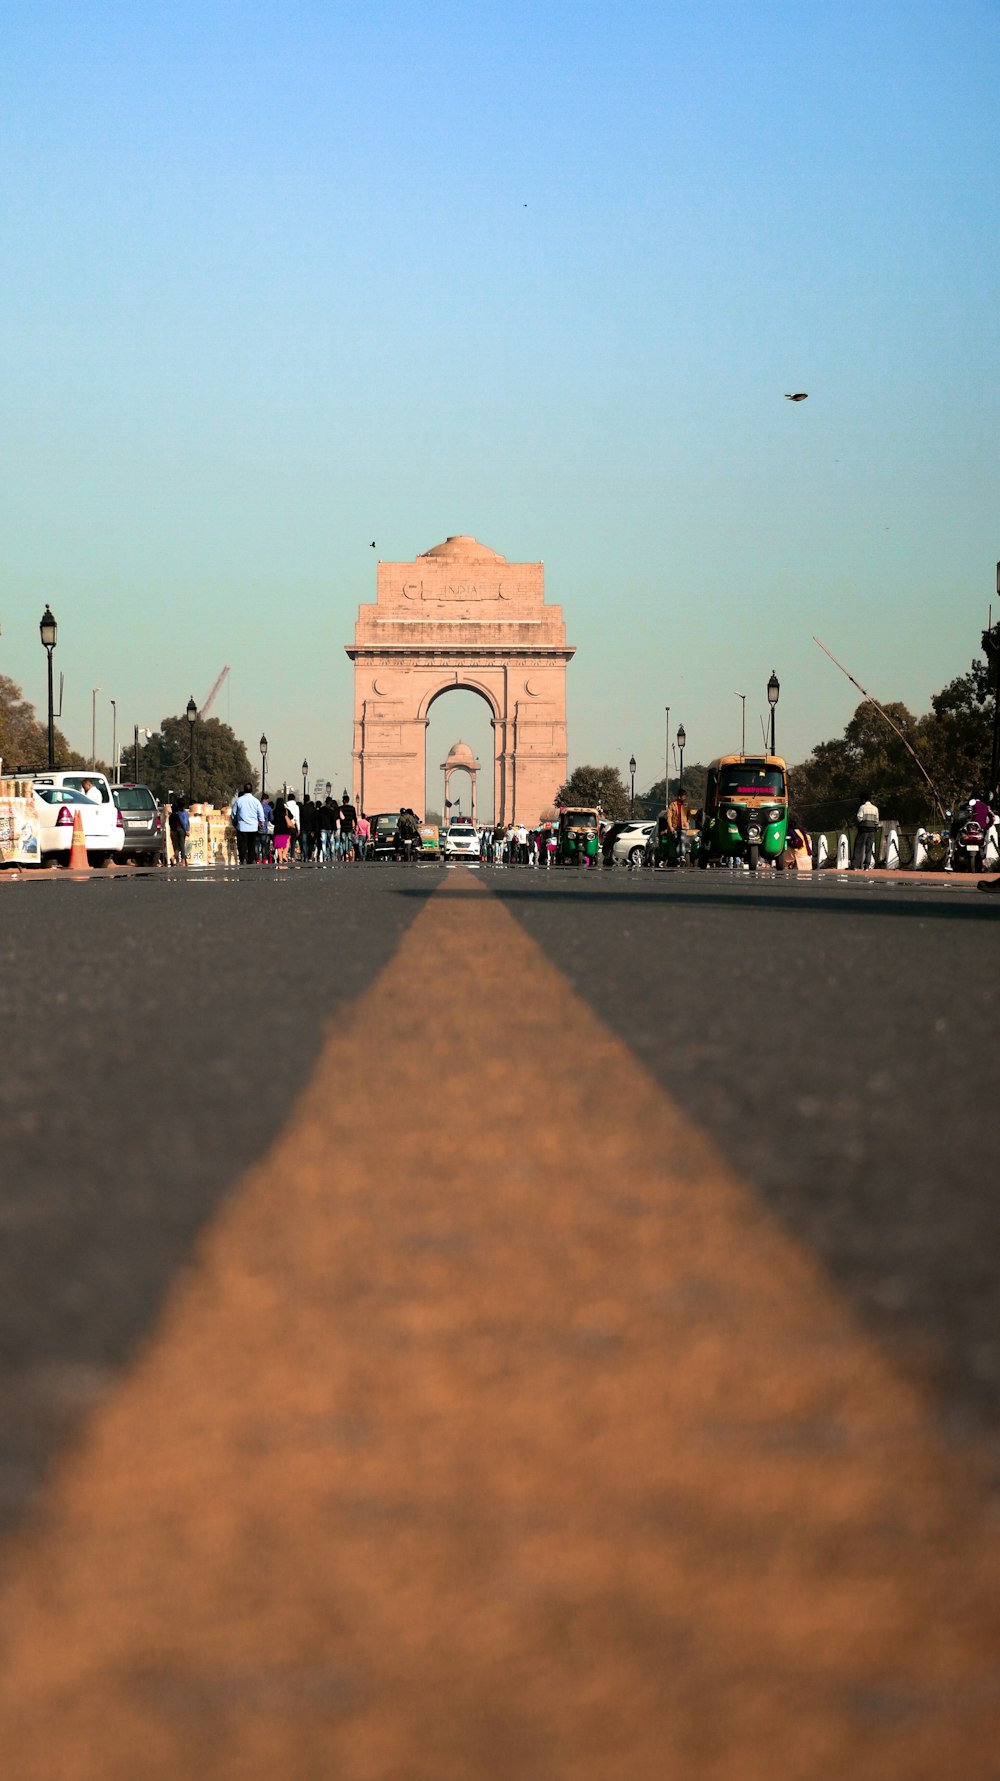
[133,724,151,781]
[767,670,780,756]
[186,696,198,801]
[260,734,268,797]
[110,698,117,784]
[302,759,309,802]
[39,606,57,768]
[91,686,101,769]
[735,691,746,755]
[985,564,1000,798]
[664,705,670,808]
[676,725,686,865]
[629,753,636,816]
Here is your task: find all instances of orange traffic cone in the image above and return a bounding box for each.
[68,809,89,869]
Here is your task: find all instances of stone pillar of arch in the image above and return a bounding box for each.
[346,536,574,826]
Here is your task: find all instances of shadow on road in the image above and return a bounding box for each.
[394,876,994,922]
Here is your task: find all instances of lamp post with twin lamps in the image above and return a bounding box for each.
[259,734,268,798]
[39,606,57,767]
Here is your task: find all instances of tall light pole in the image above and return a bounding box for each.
[133,724,151,781]
[39,606,57,768]
[676,726,686,865]
[984,564,1000,798]
[735,691,746,755]
[110,698,117,784]
[302,758,309,802]
[767,670,780,756]
[629,753,636,817]
[186,696,197,801]
[260,734,268,797]
[91,686,101,768]
[664,705,670,808]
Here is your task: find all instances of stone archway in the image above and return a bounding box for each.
[347,536,574,825]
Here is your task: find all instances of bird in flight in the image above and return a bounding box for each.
[370,540,376,549]
[784,392,808,402]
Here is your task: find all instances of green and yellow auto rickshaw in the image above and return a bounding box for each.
[699,755,789,872]
[557,806,601,867]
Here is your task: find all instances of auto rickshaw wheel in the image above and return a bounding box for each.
[747,842,760,872]
[698,848,710,869]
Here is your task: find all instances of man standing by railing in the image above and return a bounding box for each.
[855,795,880,870]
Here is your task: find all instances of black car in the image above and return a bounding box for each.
[112,784,166,865]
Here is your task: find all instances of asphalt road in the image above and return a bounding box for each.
[0,859,997,1778]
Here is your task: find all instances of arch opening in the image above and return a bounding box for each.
[425,689,495,826]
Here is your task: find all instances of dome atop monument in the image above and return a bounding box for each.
[419,535,507,562]
[443,740,479,767]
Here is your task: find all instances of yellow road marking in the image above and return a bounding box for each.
[0,875,997,1778]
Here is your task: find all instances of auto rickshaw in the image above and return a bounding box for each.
[698,755,789,872]
[556,806,601,867]
[417,822,441,861]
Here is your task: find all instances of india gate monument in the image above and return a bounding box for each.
[347,535,574,826]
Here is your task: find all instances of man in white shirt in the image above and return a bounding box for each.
[231,783,265,865]
[284,794,300,859]
[855,796,880,870]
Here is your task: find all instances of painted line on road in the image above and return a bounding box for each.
[0,872,997,1778]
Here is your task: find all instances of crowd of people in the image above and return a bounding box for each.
[169,787,372,867]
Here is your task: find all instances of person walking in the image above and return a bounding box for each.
[272,795,294,868]
[284,792,301,861]
[354,811,370,861]
[341,796,357,861]
[168,799,190,866]
[231,783,265,865]
[855,795,880,870]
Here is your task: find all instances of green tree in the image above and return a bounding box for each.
[134,714,254,806]
[637,763,709,817]
[918,630,998,807]
[0,674,88,772]
[789,699,932,826]
[554,764,630,819]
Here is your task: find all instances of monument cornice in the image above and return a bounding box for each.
[346,644,576,661]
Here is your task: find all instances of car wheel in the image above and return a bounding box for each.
[627,845,645,867]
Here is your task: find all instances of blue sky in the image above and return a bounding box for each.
[1,1,998,811]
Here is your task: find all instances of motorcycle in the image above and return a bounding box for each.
[950,815,985,873]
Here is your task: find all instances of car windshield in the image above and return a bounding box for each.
[35,788,89,805]
[448,828,475,837]
[718,766,785,799]
[114,787,155,812]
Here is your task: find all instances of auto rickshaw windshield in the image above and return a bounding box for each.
[718,765,785,799]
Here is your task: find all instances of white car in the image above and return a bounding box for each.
[442,823,481,860]
[32,784,124,865]
[606,819,656,866]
